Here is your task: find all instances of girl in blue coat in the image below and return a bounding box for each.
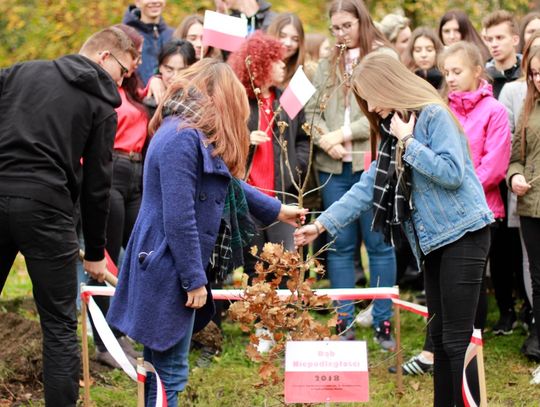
[295,53,493,407]
[107,59,306,405]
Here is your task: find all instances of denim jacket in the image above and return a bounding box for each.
[318,104,493,260]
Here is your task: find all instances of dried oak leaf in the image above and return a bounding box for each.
[259,363,281,385]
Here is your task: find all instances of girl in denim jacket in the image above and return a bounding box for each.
[305,0,397,348]
[295,53,493,406]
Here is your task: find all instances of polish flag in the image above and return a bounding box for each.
[279,66,316,120]
[202,10,247,52]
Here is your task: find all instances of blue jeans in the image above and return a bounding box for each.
[319,163,396,327]
[144,312,195,405]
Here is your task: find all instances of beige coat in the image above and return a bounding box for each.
[507,101,540,217]
[305,47,397,174]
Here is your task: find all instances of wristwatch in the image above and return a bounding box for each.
[398,134,414,149]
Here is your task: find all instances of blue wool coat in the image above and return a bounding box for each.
[107,117,281,351]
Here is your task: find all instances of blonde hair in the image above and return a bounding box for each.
[149,59,250,178]
[438,41,485,98]
[378,13,410,44]
[352,53,461,156]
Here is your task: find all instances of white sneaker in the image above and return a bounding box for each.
[355,304,373,328]
[255,328,275,354]
[531,365,540,384]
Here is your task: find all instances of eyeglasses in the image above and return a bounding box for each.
[329,19,359,36]
[530,71,540,80]
[109,52,129,77]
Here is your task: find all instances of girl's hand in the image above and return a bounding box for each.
[511,174,531,196]
[390,113,416,140]
[319,129,344,151]
[326,144,347,160]
[186,285,207,309]
[250,130,271,145]
[278,205,309,227]
[147,76,166,105]
[294,221,325,247]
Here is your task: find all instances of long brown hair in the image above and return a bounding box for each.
[438,10,490,62]
[149,59,250,178]
[174,14,221,59]
[351,53,461,158]
[521,30,540,78]
[267,13,306,86]
[405,27,443,71]
[519,12,540,53]
[519,47,540,161]
[328,0,390,71]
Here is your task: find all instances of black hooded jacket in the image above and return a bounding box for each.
[0,54,121,260]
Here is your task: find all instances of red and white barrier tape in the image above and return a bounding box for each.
[80,286,427,317]
[80,286,167,407]
[137,361,167,407]
[211,287,399,301]
[462,329,483,407]
[392,298,428,318]
[212,288,428,318]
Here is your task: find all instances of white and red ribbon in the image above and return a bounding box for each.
[211,287,400,301]
[80,285,429,407]
[80,286,167,407]
[392,298,428,318]
[462,329,483,407]
[212,288,428,317]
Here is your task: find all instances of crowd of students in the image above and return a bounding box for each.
[2,0,540,405]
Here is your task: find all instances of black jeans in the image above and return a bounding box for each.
[520,216,540,342]
[490,183,523,315]
[89,156,142,351]
[424,226,490,407]
[0,196,79,407]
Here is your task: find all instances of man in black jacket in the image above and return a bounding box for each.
[0,27,135,406]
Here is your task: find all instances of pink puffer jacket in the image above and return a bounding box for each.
[448,80,511,218]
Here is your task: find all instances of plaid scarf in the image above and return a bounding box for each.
[209,178,254,282]
[162,89,254,281]
[371,115,412,247]
[162,87,202,121]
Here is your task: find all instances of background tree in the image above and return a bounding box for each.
[0,1,534,66]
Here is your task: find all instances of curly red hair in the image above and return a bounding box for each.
[228,31,284,99]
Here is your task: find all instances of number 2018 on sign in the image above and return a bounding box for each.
[314,375,340,382]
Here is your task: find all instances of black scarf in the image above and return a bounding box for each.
[371,114,412,247]
[415,67,443,90]
[209,179,255,282]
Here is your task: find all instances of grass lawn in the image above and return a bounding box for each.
[2,258,540,406]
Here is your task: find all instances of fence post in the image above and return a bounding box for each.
[81,284,91,406]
